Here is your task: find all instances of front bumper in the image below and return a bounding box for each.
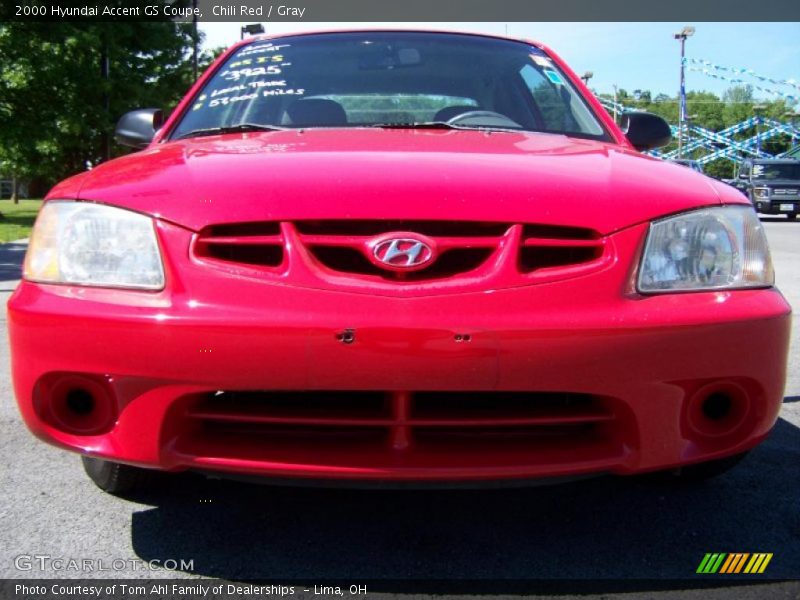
[755,198,800,214]
[8,221,792,483]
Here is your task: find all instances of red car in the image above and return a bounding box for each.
[9,31,790,493]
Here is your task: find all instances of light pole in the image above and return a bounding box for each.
[674,25,695,158]
[581,71,593,86]
[683,113,697,157]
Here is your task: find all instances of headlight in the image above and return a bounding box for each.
[24,201,165,290]
[753,187,770,199]
[637,206,773,293]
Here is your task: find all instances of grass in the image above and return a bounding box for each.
[0,199,43,243]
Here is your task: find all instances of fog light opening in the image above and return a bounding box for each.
[701,392,732,421]
[65,388,95,416]
[36,374,117,435]
[687,383,751,440]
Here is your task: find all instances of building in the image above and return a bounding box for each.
[0,176,28,200]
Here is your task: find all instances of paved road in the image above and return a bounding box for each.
[1,222,798,598]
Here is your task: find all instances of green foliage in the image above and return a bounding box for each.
[596,85,798,179]
[0,21,217,190]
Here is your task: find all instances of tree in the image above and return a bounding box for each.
[0,21,216,198]
[722,84,755,126]
[686,91,725,132]
[595,82,797,178]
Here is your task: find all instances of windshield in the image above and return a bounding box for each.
[752,162,800,180]
[170,32,609,140]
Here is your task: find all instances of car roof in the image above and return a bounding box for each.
[231,28,545,52]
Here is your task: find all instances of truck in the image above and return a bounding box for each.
[733,158,800,219]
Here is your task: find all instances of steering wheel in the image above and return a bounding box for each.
[445,110,523,129]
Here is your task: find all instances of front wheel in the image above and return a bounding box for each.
[81,456,154,495]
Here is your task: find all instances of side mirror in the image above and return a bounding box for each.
[620,112,672,151]
[114,109,164,149]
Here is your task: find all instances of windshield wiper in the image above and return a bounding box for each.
[370,121,520,132]
[371,121,458,130]
[176,123,288,140]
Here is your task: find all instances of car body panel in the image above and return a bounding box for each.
[10,30,790,485]
[9,218,791,481]
[54,129,739,235]
[9,274,790,480]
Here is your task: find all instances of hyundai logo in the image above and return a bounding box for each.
[371,234,436,271]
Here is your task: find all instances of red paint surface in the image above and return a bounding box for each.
[10,31,791,483]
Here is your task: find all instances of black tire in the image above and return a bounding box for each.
[81,456,154,494]
[787,213,797,220]
[638,451,750,485]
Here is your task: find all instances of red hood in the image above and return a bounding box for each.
[52,129,741,234]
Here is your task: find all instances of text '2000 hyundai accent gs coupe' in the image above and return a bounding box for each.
[9,31,790,493]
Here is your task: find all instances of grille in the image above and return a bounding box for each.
[311,246,493,280]
[296,220,508,281]
[172,390,626,477]
[519,224,603,273]
[194,222,284,268]
[294,221,510,237]
[183,390,615,452]
[192,220,607,289]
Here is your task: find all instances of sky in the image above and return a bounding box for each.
[199,21,800,101]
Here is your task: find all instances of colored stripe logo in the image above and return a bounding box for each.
[697,553,773,574]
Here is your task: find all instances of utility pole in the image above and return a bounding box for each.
[674,25,695,158]
[581,71,593,86]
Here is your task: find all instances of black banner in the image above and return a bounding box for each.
[2,579,799,599]
[2,0,800,22]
